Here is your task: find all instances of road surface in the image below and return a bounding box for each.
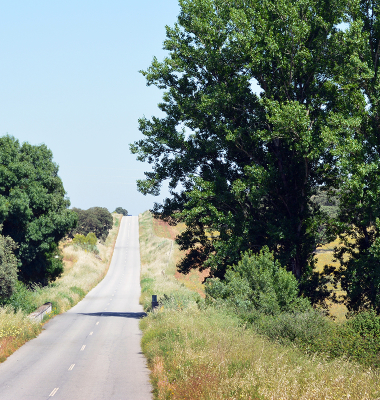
[0,216,152,400]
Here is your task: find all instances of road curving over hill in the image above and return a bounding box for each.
[0,216,152,400]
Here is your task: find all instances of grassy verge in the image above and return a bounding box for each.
[139,211,380,400]
[139,211,199,312]
[0,213,122,363]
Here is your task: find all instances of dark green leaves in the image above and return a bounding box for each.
[0,135,76,284]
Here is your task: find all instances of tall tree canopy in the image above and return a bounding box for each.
[0,136,77,284]
[328,0,380,312]
[131,0,349,295]
[132,0,380,310]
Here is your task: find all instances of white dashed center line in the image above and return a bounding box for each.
[68,364,75,371]
[80,345,86,351]
[89,331,93,335]
[96,321,99,325]
[49,387,59,396]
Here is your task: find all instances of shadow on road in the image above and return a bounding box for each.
[78,312,146,319]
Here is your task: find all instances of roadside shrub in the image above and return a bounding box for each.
[158,292,201,312]
[1,281,37,314]
[72,233,99,254]
[326,309,380,367]
[346,308,380,337]
[243,309,332,348]
[241,307,380,367]
[0,233,18,299]
[205,247,311,315]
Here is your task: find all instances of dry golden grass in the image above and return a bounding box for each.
[0,213,122,362]
[139,211,194,310]
[142,306,380,400]
[314,238,348,320]
[27,214,121,314]
[150,214,208,297]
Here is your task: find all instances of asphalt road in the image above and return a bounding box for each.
[0,216,152,400]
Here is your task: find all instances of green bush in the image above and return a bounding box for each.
[0,232,18,299]
[242,307,380,367]
[72,233,99,254]
[346,308,380,337]
[205,247,311,315]
[243,309,332,348]
[1,281,37,314]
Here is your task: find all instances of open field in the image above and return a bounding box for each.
[314,237,348,320]
[139,211,380,400]
[0,214,122,362]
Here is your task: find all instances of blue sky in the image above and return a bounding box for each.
[0,1,180,215]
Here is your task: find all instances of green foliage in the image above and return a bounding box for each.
[0,135,77,284]
[130,0,349,300]
[71,207,112,242]
[334,221,380,312]
[114,207,128,216]
[132,0,380,312]
[0,232,18,299]
[158,292,202,312]
[70,286,86,299]
[244,309,331,347]
[1,281,37,314]
[346,309,380,338]
[72,232,99,254]
[323,1,380,312]
[206,248,311,315]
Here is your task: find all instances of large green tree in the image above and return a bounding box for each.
[131,0,349,299]
[0,136,77,284]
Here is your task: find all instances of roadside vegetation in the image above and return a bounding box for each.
[139,211,380,400]
[132,0,380,318]
[70,207,113,242]
[0,213,121,363]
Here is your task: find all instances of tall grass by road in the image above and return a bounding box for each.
[0,214,122,362]
[139,211,380,400]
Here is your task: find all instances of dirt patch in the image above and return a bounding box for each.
[152,218,178,240]
[152,215,209,297]
[175,268,210,298]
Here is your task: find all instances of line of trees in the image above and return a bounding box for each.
[0,135,77,287]
[0,136,118,301]
[70,207,113,242]
[131,0,380,312]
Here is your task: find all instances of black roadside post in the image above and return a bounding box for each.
[152,295,159,310]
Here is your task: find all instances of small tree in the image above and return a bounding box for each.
[72,232,99,254]
[0,232,18,299]
[114,207,128,216]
